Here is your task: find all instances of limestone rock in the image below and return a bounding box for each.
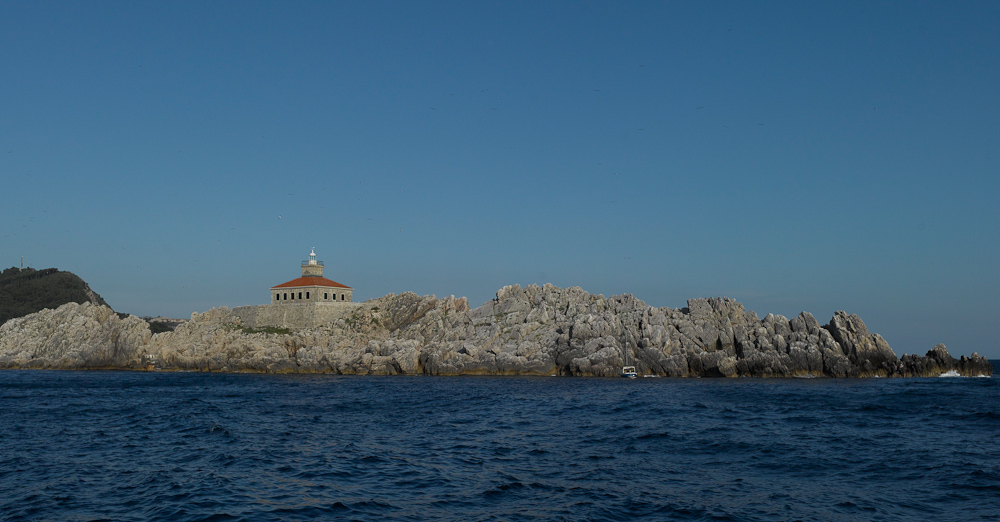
[899,344,994,377]
[825,311,900,376]
[0,302,150,369]
[0,284,990,378]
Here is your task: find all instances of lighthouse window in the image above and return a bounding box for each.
[324,293,328,300]
[283,293,287,300]
[306,292,310,300]
[298,292,302,299]
[341,294,345,301]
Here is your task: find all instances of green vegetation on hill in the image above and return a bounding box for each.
[0,267,109,325]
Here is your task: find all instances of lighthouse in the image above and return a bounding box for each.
[270,249,353,303]
[301,248,323,277]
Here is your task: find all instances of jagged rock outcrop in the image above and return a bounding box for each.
[0,284,993,377]
[898,344,992,377]
[0,302,149,369]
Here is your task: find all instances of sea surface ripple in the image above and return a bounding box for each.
[1,365,998,522]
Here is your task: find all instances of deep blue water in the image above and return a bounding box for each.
[1,364,998,522]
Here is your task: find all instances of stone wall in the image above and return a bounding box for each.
[229,302,361,329]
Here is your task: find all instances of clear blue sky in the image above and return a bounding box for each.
[2,2,998,358]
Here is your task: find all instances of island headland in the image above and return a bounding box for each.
[0,282,991,377]
[0,266,107,324]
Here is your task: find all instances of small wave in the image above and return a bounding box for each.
[482,480,557,498]
[193,513,240,522]
[936,370,991,378]
[483,481,526,497]
[834,500,878,512]
[207,422,234,437]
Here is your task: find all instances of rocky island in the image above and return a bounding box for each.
[0,283,992,377]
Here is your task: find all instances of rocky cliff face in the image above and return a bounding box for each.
[0,284,993,377]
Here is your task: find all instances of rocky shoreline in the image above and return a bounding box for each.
[0,284,993,377]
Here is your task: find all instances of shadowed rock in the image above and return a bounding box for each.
[899,344,993,377]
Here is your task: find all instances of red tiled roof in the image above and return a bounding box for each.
[271,277,352,289]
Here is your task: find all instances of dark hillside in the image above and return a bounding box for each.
[0,267,109,324]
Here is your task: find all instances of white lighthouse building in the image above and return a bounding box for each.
[270,249,354,304]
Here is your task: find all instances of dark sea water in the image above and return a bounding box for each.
[1,364,998,522]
